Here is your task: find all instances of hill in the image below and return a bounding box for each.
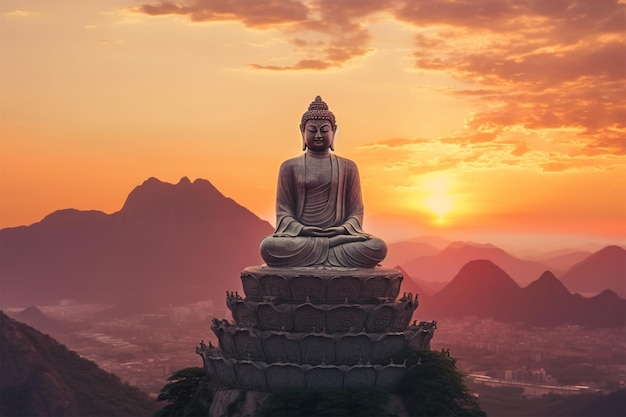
[530,249,592,275]
[0,311,158,416]
[417,260,626,327]
[401,242,550,285]
[560,245,626,298]
[381,240,441,270]
[0,177,274,310]
[10,306,77,336]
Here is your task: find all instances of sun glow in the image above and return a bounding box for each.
[425,194,453,222]
[421,174,455,224]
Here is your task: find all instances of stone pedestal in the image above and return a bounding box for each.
[197,266,435,391]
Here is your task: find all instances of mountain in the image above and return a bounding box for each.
[10,306,76,337]
[401,242,550,285]
[381,240,441,270]
[529,249,593,275]
[560,245,626,298]
[0,177,275,310]
[395,266,433,300]
[0,311,158,416]
[417,260,521,320]
[417,260,625,327]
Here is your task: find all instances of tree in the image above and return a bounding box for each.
[154,367,212,417]
[396,349,486,417]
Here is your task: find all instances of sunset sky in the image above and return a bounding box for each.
[1,0,625,252]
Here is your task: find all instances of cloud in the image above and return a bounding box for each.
[135,0,625,164]
[3,9,38,18]
[136,0,309,28]
[134,0,384,69]
[396,0,626,158]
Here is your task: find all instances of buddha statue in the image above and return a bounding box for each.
[260,96,387,268]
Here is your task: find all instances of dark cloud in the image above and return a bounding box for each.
[136,0,308,28]
[135,0,382,69]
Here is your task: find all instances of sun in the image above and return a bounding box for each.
[421,174,455,223]
[425,194,453,222]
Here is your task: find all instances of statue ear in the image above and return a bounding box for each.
[330,124,337,151]
[300,124,307,151]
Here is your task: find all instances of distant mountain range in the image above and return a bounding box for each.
[395,241,625,299]
[0,177,274,310]
[416,260,625,327]
[560,245,626,298]
[0,311,158,416]
[400,242,552,285]
[1,176,623,325]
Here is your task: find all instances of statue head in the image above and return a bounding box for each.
[300,96,337,151]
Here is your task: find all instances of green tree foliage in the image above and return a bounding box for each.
[155,367,212,417]
[257,386,390,417]
[395,349,486,417]
[155,349,486,417]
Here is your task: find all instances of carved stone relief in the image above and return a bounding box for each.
[257,303,294,331]
[326,306,366,333]
[362,277,389,298]
[389,276,402,299]
[213,327,235,357]
[241,273,262,300]
[204,266,435,391]
[234,330,266,361]
[260,274,290,298]
[376,365,406,388]
[293,304,326,332]
[263,334,301,363]
[344,366,377,387]
[235,361,268,391]
[232,302,259,328]
[291,276,325,301]
[390,303,415,332]
[306,366,343,389]
[335,334,371,366]
[365,305,396,332]
[213,358,239,387]
[327,276,361,301]
[300,335,335,365]
[266,364,306,391]
[370,334,408,364]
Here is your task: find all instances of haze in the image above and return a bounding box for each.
[1,0,624,252]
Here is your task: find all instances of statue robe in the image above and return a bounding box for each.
[260,153,386,268]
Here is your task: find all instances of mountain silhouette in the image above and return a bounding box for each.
[0,311,158,416]
[401,242,550,285]
[381,240,441,270]
[0,177,274,310]
[532,249,592,275]
[10,306,77,337]
[560,245,626,298]
[417,260,625,327]
[418,260,520,319]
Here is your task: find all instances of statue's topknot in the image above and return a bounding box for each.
[300,96,336,129]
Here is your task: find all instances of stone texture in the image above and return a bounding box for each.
[197,266,431,391]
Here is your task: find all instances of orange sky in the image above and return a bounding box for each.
[1,0,625,252]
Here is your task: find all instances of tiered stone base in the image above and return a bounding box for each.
[197,266,435,391]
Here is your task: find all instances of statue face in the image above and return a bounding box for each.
[302,119,335,152]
